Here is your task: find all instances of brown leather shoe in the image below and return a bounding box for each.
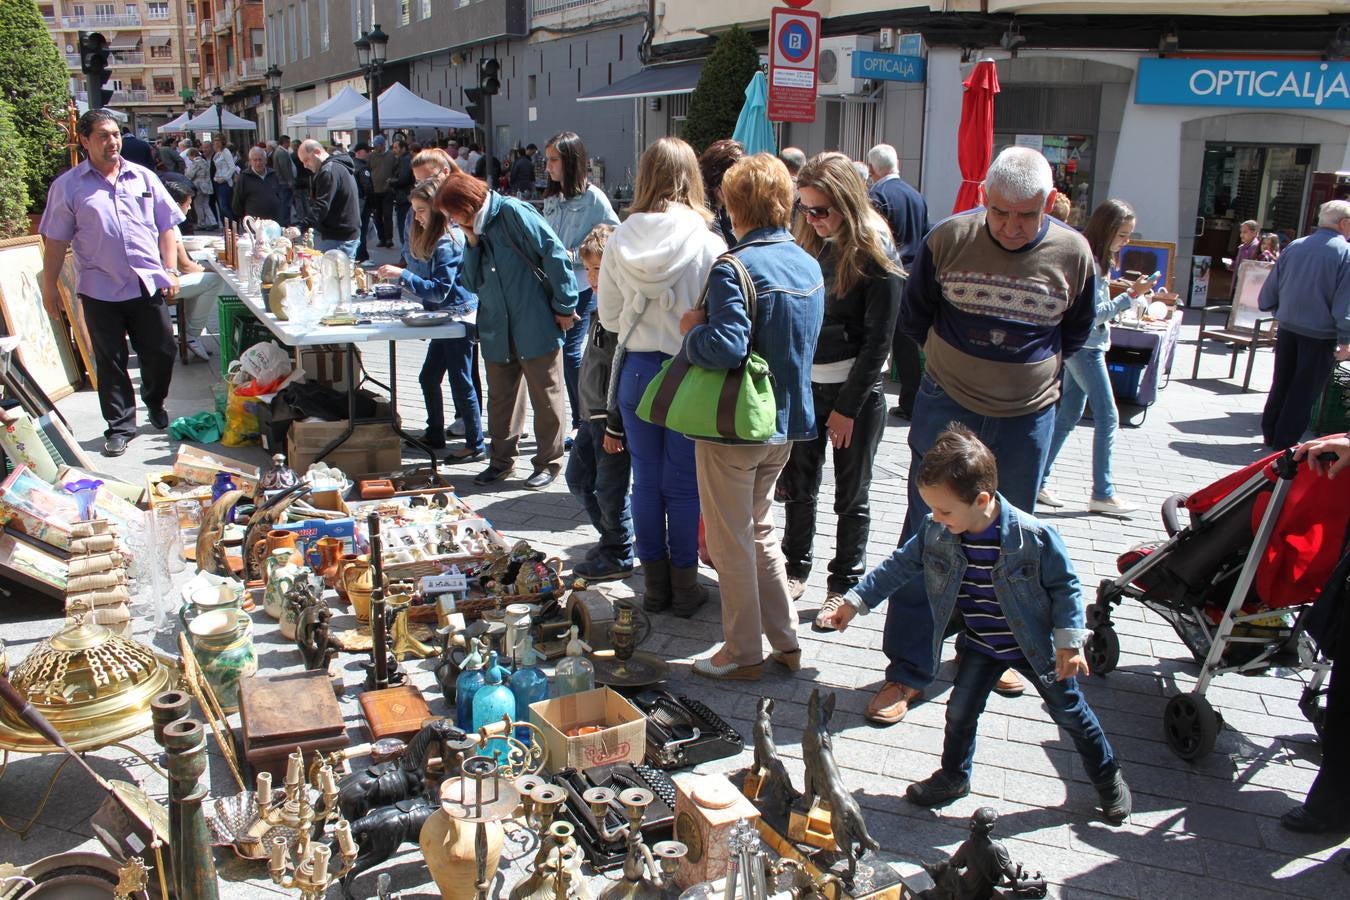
[865,681,922,725]
[994,668,1026,697]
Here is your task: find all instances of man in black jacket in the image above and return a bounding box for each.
[391,138,414,262]
[351,142,375,263]
[296,139,361,258]
[232,147,285,222]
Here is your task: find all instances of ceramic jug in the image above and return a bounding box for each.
[334,553,362,603]
[178,580,244,632]
[252,529,300,579]
[313,536,344,588]
[277,568,314,641]
[263,548,301,620]
[339,555,374,624]
[187,608,257,713]
[419,807,504,900]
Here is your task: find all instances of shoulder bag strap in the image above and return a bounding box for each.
[702,251,758,365]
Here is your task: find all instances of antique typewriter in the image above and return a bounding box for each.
[552,762,677,871]
[630,689,743,770]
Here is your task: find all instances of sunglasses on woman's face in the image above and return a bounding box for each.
[795,200,833,220]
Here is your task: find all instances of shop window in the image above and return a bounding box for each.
[994,133,1094,228]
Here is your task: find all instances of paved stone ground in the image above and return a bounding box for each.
[1,273,1346,898]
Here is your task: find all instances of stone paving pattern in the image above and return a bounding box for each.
[0,297,1345,898]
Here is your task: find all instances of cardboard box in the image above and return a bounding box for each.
[174,445,261,495]
[529,688,646,773]
[144,471,213,512]
[286,403,401,475]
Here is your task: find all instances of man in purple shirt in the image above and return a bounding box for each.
[39,110,184,457]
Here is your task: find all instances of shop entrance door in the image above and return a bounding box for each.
[1193,143,1313,299]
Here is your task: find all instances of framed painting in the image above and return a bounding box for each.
[55,249,97,389]
[1232,259,1275,332]
[0,236,82,401]
[0,528,67,598]
[1111,239,1177,294]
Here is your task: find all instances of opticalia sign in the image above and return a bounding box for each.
[851,51,926,84]
[1135,58,1350,111]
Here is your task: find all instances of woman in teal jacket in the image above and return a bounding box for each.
[436,170,580,490]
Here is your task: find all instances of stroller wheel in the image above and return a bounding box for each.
[1085,626,1120,675]
[1163,692,1220,761]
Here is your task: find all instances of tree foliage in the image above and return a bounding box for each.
[684,25,760,155]
[0,0,71,213]
[0,99,31,238]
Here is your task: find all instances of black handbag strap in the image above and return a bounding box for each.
[495,198,556,304]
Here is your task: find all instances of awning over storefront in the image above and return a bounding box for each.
[146,34,171,48]
[107,34,140,51]
[577,61,703,103]
[980,1,1348,13]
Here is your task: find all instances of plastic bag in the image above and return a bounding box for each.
[221,383,262,446]
[233,341,291,388]
[168,411,226,443]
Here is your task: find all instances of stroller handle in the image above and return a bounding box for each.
[1161,493,1187,537]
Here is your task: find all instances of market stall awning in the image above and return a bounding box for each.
[326,82,473,130]
[157,111,189,133]
[285,85,368,130]
[979,1,1348,13]
[146,34,171,48]
[182,107,257,131]
[577,61,703,103]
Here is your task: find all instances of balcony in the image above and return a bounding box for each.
[60,13,142,28]
[239,57,266,77]
[200,20,212,39]
[65,53,82,69]
[110,52,145,65]
[73,89,151,104]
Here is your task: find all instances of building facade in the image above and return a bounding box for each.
[195,0,268,133]
[41,0,204,135]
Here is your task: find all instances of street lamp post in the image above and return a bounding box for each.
[211,84,224,141]
[265,65,283,142]
[354,24,388,142]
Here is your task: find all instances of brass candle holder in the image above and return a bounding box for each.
[583,786,687,900]
[264,748,357,899]
[510,777,577,900]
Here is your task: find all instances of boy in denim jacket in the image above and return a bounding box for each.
[824,424,1131,823]
[564,224,635,581]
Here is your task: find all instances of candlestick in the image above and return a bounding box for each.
[336,819,355,857]
[271,835,287,872]
[258,771,273,816]
[285,748,302,787]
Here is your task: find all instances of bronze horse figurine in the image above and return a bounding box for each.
[339,796,437,900]
[336,718,472,823]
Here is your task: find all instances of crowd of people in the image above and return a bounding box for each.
[35,108,1350,837]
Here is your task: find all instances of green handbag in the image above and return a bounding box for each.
[637,253,777,442]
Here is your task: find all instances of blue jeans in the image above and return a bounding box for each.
[316,238,359,259]
[617,351,700,567]
[565,419,634,568]
[942,649,1118,785]
[1043,348,1118,500]
[562,289,595,430]
[880,374,1055,688]
[420,330,484,453]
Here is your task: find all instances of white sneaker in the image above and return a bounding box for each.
[1036,487,1065,508]
[448,417,466,437]
[786,578,807,600]
[1089,495,1137,518]
[187,339,211,361]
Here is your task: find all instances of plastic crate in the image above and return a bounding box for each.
[1108,362,1145,403]
[1311,365,1350,436]
[216,295,250,377]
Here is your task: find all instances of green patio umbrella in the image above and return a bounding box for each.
[731,70,777,156]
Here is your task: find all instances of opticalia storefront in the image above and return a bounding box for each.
[921,50,1350,306]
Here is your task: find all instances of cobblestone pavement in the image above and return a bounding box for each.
[1,298,1345,898]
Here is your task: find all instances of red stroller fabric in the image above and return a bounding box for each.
[1180,442,1350,611]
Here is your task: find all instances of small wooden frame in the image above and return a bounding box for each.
[1112,239,1177,294]
[54,249,97,389]
[0,236,82,401]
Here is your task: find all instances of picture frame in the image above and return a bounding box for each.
[1232,259,1275,332]
[1112,239,1177,294]
[55,249,98,389]
[0,528,67,598]
[0,236,82,401]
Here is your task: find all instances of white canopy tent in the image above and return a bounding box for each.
[181,107,257,132]
[156,111,190,133]
[326,82,473,131]
[285,85,368,130]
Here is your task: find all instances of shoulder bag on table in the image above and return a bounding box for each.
[636,252,776,442]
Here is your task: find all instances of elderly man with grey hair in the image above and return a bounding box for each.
[852,145,1095,728]
[1257,198,1350,449]
[231,146,285,222]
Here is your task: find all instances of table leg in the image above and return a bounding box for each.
[310,344,359,464]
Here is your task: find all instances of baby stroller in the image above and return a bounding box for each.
[1085,445,1346,760]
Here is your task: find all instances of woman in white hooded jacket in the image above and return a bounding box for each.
[597,137,725,617]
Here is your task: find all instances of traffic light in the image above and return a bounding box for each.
[478,58,500,96]
[79,32,114,108]
[463,87,486,126]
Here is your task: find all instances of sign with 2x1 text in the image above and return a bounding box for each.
[1135,58,1350,110]
[768,6,820,123]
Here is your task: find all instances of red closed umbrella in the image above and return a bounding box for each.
[952,59,1001,215]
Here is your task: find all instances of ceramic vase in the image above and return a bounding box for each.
[419,808,503,900]
[262,549,300,620]
[313,537,344,588]
[339,555,374,624]
[277,568,313,641]
[252,529,299,581]
[334,553,362,603]
[187,608,257,713]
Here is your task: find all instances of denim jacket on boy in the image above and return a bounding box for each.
[682,226,825,443]
[844,494,1091,684]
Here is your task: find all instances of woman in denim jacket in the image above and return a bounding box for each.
[377,178,484,460]
[825,425,1132,823]
[680,154,825,680]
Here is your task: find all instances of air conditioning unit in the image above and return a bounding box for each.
[816,35,871,97]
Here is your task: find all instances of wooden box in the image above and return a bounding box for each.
[238,671,348,778]
[357,684,434,743]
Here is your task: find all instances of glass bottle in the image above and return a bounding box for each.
[508,617,549,744]
[472,650,516,764]
[553,625,595,697]
[453,639,486,732]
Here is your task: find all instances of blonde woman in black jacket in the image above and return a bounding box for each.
[781,152,905,624]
